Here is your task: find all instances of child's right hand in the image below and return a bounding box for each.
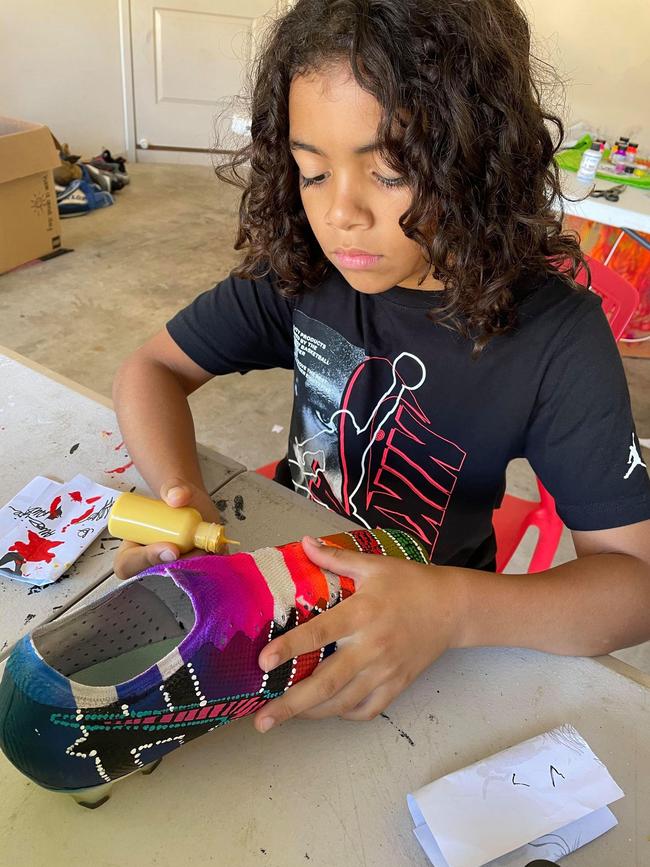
[112,479,224,580]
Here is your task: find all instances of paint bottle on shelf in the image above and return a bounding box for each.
[108,492,237,554]
[576,142,602,182]
[625,143,638,164]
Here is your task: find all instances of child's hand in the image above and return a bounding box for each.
[112,479,223,580]
[253,536,465,731]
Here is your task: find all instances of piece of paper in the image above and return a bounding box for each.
[0,474,118,586]
[0,476,59,537]
[407,723,624,867]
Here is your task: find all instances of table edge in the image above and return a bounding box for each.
[595,653,650,689]
[0,343,113,409]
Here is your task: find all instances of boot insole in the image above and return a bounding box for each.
[73,637,183,686]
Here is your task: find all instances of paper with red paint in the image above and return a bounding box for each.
[0,474,118,586]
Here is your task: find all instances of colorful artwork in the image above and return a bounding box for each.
[0,527,429,802]
[563,214,650,356]
[0,475,117,586]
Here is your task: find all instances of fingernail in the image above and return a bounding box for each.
[167,486,184,503]
[159,549,175,562]
[259,717,274,733]
[263,654,280,672]
[304,535,324,546]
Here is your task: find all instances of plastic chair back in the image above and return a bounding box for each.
[578,254,639,340]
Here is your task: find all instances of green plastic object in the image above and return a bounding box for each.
[555,135,650,190]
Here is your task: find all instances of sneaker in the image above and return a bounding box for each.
[90,149,128,174]
[81,163,117,193]
[0,528,427,807]
[87,160,130,186]
[56,178,114,217]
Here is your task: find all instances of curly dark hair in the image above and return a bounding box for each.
[214,0,588,350]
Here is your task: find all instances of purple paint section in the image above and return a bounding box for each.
[148,553,276,698]
[116,662,165,701]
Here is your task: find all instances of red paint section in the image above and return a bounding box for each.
[70,507,95,525]
[114,440,125,451]
[279,544,330,682]
[69,491,82,503]
[85,495,101,504]
[280,543,330,617]
[105,460,134,474]
[10,531,63,563]
[48,496,62,519]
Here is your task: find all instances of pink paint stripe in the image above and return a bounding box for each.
[208,703,227,718]
[231,697,261,718]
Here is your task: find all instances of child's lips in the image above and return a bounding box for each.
[333,250,383,270]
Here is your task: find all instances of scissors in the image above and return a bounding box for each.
[589,184,626,202]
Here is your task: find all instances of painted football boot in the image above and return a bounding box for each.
[0,528,428,807]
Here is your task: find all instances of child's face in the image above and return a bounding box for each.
[289,63,443,294]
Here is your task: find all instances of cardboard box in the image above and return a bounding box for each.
[0,117,62,275]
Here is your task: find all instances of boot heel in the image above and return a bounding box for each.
[140,757,162,776]
[70,781,114,809]
[68,757,162,808]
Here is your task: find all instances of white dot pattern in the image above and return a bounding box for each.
[65,706,111,783]
[186,662,206,705]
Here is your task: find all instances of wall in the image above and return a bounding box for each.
[0,0,127,158]
[521,0,649,146]
[0,1,648,161]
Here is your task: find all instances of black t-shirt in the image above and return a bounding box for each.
[166,267,650,570]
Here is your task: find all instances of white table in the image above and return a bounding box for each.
[0,347,245,661]
[559,169,650,258]
[1,351,649,867]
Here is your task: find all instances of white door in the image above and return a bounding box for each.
[130,0,286,164]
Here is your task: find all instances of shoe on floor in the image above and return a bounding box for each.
[81,163,117,193]
[89,162,130,188]
[56,178,114,217]
[0,528,428,804]
[90,149,128,174]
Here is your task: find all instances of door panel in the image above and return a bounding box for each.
[131,0,281,162]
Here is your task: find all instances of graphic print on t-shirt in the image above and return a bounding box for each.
[290,311,467,557]
[624,432,647,480]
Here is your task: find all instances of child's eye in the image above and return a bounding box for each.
[300,172,407,190]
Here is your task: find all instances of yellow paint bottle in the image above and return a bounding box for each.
[108,492,236,554]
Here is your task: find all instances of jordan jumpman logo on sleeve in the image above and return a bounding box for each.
[624,432,647,480]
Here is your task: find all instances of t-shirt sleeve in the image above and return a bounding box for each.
[524,293,650,531]
[165,270,295,375]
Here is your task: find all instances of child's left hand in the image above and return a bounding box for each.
[253,535,465,732]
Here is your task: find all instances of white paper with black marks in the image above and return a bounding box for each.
[407,723,623,867]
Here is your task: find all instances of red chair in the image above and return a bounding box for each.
[256,461,279,480]
[255,256,639,573]
[493,255,640,572]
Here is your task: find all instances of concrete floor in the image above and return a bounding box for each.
[1,162,649,670]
